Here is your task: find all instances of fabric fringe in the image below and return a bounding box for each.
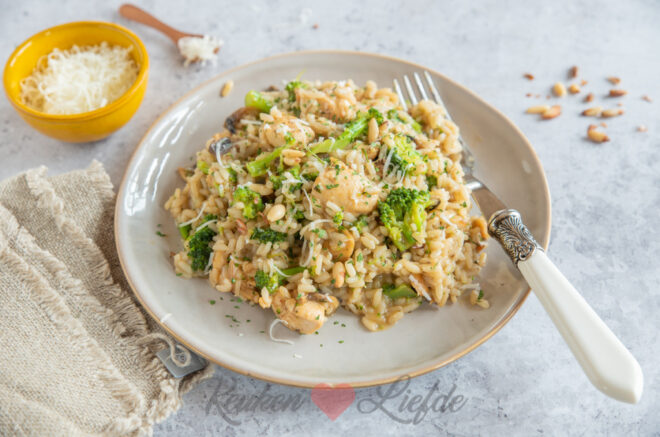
[17,164,214,435]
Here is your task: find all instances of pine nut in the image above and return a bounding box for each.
[584,93,594,103]
[283,156,301,167]
[607,77,621,85]
[602,108,624,118]
[526,105,549,114]
[609,89,627,97]
[282,149,305,158]
[542,105,561,119]
[368,117,379,143]
[267,204,286,222]
[587,125,610,143]
[523,73,534,80]
[221,80,234,97]
[581,106,602,117]
[553,82,567,97]
[569,84,580,94]
[332,262,345,287]
[569,66,578,78]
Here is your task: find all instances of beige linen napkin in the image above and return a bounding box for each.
[0,161,213,436]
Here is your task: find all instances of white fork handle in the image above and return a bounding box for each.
[518,250,644,403]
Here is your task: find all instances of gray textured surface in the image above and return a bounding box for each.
[2,0,659,435]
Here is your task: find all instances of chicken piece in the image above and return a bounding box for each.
[311,160,380,215]
[272,292,328,334]
[324,229,355,261]
[260,113,315,148]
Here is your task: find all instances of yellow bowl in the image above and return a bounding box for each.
[3,21,149,143]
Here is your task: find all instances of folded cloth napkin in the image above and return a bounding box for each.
[0,161,213,436]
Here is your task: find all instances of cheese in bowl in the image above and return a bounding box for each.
[20,42,139,115]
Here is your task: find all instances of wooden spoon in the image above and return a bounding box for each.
[119,4,219,53]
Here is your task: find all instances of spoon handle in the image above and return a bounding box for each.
[119,4,187,44]
[489,210,643,403]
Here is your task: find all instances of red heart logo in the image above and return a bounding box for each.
[311,383,356,420]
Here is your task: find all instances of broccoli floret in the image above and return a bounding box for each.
[302,172,318,181]
[333,210,344,226]
[309,108,384,154]
[285,80,307,102]
[377,187,431,251]
[179,214,216,241]
[387,109,422,133]
[251,227,288,243]
[233,186,264,220]
[384,134,424,177]
[382,283,417,299]
[179,224,192,240]
[246,146,286,177]
[255,270,280,294]
[197,159,210,175]
[294,209,306,221]
[353,215,369,233]
[245,90,273,113]
[255,266,307,294]
[227,167,238,184]
[426,174,438,190]
[270,166,302,192]
[187,223,217,271]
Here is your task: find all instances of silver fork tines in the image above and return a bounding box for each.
[393,72,475,175]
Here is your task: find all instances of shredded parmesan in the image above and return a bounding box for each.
[300,240,313,267]
[269,259,290,277]
[383,145,396,178]
[300,219,333,235]
[177,35,223,67]
[302,187,314,216]
[269,319,294,345]
[203,251,215,274]
[214,144,225,168]
[20,42,139,115]
[178,202,207,227]
[194,219,217,234]
[461,283,481,291]
[409,274,432,301]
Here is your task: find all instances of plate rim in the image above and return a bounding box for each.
[114,49,552,388]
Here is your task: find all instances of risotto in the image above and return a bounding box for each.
[165,78,489,334]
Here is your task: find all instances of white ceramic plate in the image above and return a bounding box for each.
[115,50,551,388]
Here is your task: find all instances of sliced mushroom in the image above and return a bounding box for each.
[208,136,233,157]
[224,107,260,133]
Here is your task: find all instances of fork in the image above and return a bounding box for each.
[395,72,643,404]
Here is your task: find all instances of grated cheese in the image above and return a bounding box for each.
[269,319,294,345]
[177,35,223,67]
[20,42,139,115]
[178,201,207,227]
